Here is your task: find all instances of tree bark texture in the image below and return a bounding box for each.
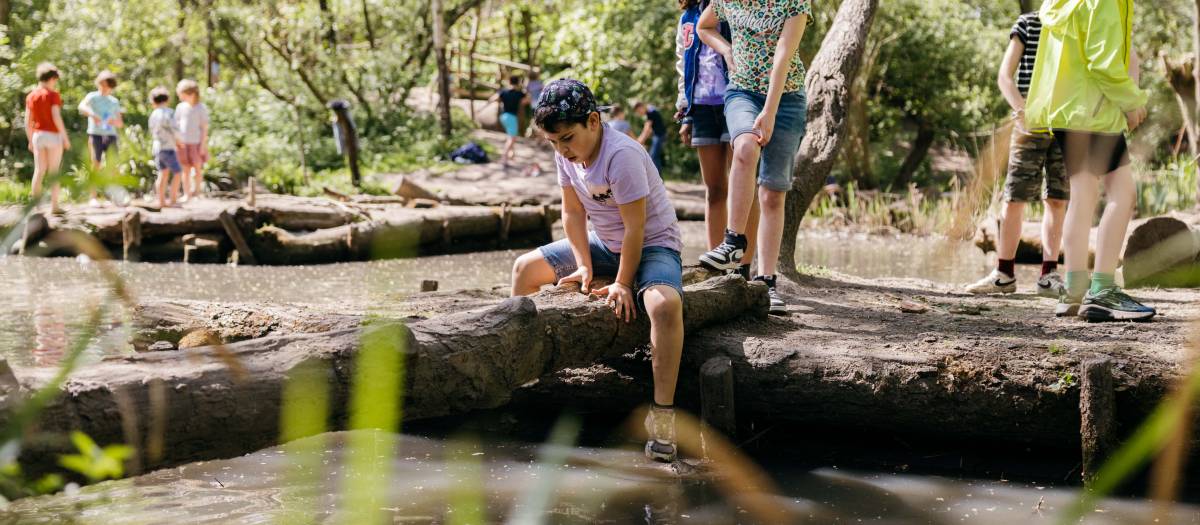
[779,0,879,279]
[891,123,935,190]
[433,0,453,139]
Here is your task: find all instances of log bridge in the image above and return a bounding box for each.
[3,194,561,265]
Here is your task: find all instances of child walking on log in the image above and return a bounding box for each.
[675,0,757,281]
[148,87,184,208]
[966,11,1069,297]
[510,79,685,463]
[175,79,210,201]
[696,0,811,315]
[77,70,124,205]
[25,63,70,214]
[1026,0,1154,321]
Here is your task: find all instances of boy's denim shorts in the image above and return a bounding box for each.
[539,231,684,307]
[690,104,730,146]
[156,150,183,174]
[724,88,808,192]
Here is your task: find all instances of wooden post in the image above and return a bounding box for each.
[421,280,439,292]
[1080,357,1115,482]
[700,356,737,441]
[328,100,361,188]
[247,176,257,208]
[498,203,512,242]
[468,5,481,121]
[122,210,142,261]
[432,0,453,139]
[219,209,257,265]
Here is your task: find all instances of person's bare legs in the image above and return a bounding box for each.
[726,134,761,234]
[998,201,1027,261]
[169,171,182,205]
[192,163,205,198]
[744,188,760,268]
[756,187,787,277]
[510,250,557,296]
[504,137,516,163]
[698,144,729,250]
[32,145,64,212]
[1042,198,1067,262]
[1062,173,1099,276]
[155,169,169,208]
[1094,165,1136,276]
[643,285,683,406]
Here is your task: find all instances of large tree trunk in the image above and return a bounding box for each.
[891,123,935,190]
[432,0,453,139]
[1163,54,1199,160]
[779,0,879,279]
[13,275,766,469]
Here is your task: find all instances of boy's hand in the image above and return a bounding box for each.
[61,134,71,150]
[557,266,593,294]
[89,115,100,125]
[1125,107,1147,131]
[594,282,636,323]
[680,123,692,146]
[752,110,775,145]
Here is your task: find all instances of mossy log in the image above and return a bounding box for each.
[7,274,765,469]
[1121,213,1200,287]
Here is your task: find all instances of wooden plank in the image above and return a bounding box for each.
[219,209,257,265]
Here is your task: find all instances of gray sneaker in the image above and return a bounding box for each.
[1037,271,1066,298]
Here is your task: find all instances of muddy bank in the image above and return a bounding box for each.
[4,193,559,264]
[514,270,1199,461]
[5,272,765,470]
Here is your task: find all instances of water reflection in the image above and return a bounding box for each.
[2,430,1196,524]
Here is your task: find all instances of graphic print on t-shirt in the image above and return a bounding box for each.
[714,0,812,94]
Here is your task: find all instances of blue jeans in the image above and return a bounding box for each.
[539,232,684,307]
[649,134,666,173]
[724,89,808,192]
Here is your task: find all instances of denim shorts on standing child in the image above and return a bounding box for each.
[724,89,807,192]
[539,232,684,308]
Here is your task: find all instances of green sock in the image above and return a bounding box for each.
[1065,271,1090,299]
[1089,272,1116,294]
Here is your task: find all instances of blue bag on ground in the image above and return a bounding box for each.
[449,142,489,164]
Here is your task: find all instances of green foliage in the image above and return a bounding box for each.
[58,431,133,483]
[1135,157,1197,217]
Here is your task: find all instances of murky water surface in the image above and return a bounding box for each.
[0,225,1148,524]
[3,430,1196,524]
[0,224,1032,368]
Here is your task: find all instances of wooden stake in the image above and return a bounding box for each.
[219,209,256,265]
[700,356,737,441]
[1080,357,1115,482]
[122,210,142,261]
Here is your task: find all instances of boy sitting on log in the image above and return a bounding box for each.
[510,79,686,463]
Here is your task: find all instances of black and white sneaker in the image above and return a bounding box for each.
[644,404,678,463]
[754,275,787,315]
[1078,287,1156,322]
[1037,271,1066,298]
[965,269,1017,295]
[699,230,747,272]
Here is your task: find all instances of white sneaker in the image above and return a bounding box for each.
[965,269,1017,295]
[1037,271,1066,298]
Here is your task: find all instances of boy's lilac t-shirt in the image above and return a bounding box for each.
[556,126,682,254]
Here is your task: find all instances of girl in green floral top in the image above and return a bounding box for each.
[696,0,811,316]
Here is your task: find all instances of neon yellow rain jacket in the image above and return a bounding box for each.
[1025,0,1147,134]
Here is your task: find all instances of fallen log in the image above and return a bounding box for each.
[1122,213,1200,287]
[8,275,765,469]
[975,218,1095,264]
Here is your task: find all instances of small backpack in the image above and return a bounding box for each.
[449,142,489,164]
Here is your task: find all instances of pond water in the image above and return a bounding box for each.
[3,224,1162,524]
[0,223,1030,368]
[3,430,1197,524]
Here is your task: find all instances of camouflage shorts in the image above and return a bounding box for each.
[1004,123,1069,203]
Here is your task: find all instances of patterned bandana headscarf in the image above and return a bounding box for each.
[535,78,601,120]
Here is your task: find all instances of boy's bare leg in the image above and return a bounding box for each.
[756,187,787,277]
[643,285,684,406]
[193,165,205,197]
[156,170,168,208]
[170,171,182,205]
[511,250,558,296]
[726,134,762,234]
[998,201,1026,261]
[698,144,729,249]
[744,188,760,267]
[1063,174,1100,275]
[1095,165,1136,275]
[41,146,64,211]
[1042,198,1067,262]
